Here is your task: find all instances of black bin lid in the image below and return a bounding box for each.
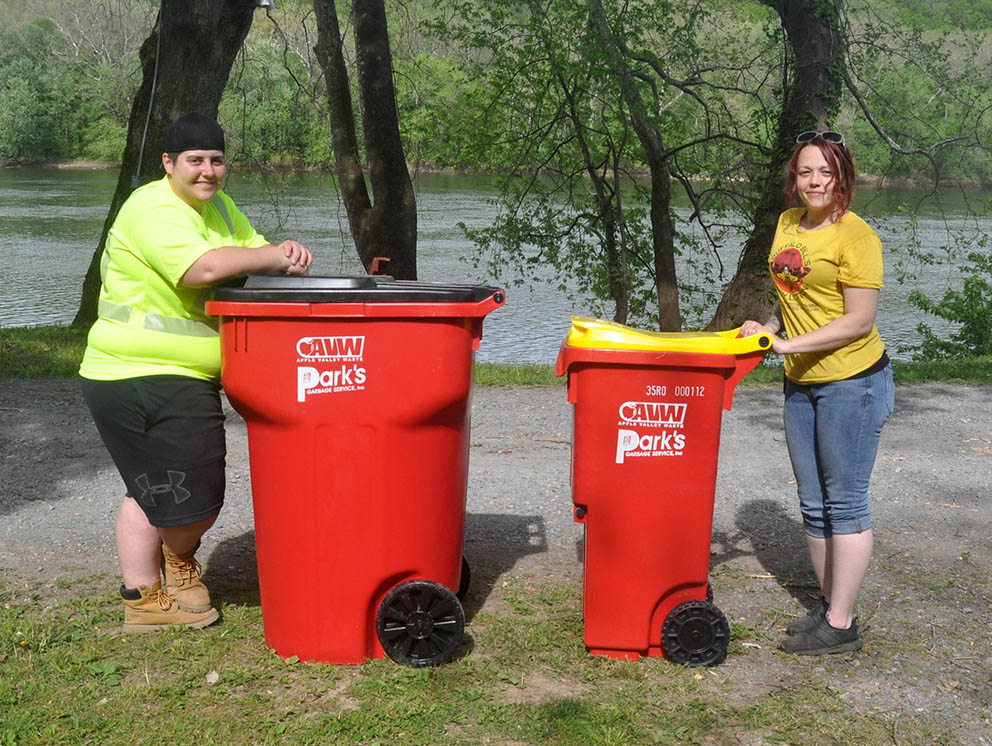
[211,275,504,304]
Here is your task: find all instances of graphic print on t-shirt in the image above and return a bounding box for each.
[770,245,811,293]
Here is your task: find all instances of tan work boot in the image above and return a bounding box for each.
[121,581,219,632]
[161,545,212,612]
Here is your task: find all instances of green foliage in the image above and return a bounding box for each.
[0,325,89,378]
[843,2,992,184]
[220,19,327,167]
[433,1,630,320]
[473,362,563,387]
[0,0,988,189]
[876,0,992,30]
[0,17,59,66]
[907,250,992,360]
[395,52,480,168]
[891,355,992,383]
[430,3,660,324]
[429,0,790,327]
[0,58,53,159]
[0,7,153,163]
[80,118,128,163]
[0,16,95,161]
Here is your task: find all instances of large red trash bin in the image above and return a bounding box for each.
[555,317,771,666]
[206,276,503,666]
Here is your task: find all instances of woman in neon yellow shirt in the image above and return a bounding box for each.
[81,113,313,632]
[742,131,895,655]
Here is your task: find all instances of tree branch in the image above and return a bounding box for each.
[843,69,972,159]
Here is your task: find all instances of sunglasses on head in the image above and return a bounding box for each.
[796,130,845,145]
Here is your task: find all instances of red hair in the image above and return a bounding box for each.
[784,138,855,218]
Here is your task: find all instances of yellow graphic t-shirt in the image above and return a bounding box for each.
[768,208,886,384]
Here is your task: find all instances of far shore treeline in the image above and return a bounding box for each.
[1,0,990,185]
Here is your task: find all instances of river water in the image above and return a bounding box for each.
[1,167,986,364]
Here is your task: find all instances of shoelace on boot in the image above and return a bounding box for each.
[151,587,177,611]
[164,554,202,583]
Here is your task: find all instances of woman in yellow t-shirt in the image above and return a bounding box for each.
[742,131,895,656]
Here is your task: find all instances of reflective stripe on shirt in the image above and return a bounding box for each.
[97,298,219,337]
[210,195,236,235]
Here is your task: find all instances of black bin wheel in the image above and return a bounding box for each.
[376,580,465,667]
[457,556,471,600]
[661,600,730,667]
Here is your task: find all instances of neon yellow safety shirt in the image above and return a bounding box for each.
[79,175,268,381]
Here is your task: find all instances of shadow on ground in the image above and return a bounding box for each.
[203,531,261,606]
[711,498,820,610]
[462,513,548,620]
[203,512,548,619]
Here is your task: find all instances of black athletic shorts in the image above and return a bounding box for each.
[81,375,227,527]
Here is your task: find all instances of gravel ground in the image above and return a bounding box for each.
[1,378,990,743]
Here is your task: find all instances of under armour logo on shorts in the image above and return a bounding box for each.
[134,471,191,507]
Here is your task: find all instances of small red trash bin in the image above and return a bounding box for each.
[206,276,503,666]
[555,317,771,666]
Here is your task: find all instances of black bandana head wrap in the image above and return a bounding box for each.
[164,113,225,154]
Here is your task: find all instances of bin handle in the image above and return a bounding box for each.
[731,326,774,352]
[369,257,391,275]
[564,317,773,355]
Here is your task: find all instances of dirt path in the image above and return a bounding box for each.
[1,379,990,743]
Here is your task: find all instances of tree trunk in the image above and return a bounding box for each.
[313,1,372,256]
[556,71,629,324]
[586,0,681,330]
[72,0,258,328]
[706,0,844,330]
[314,0,417,279]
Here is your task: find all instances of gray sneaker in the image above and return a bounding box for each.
[786,596,827,635]
[779,615,862,655]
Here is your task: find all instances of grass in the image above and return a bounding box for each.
[0,325,89,379]
[0,572,949,746]
[2,324,990,383]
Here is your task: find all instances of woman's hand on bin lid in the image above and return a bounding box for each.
[182,241,313,287]
[277,240,312,276]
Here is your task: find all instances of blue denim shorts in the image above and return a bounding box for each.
[783,364,895,538]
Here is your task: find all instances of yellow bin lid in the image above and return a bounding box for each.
[564,316,773,355]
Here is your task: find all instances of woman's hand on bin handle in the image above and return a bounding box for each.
[740,320,777,338]
[740,320,787,354]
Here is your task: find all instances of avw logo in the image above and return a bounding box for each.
[618,401,687,428]
[296,336,365,360]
